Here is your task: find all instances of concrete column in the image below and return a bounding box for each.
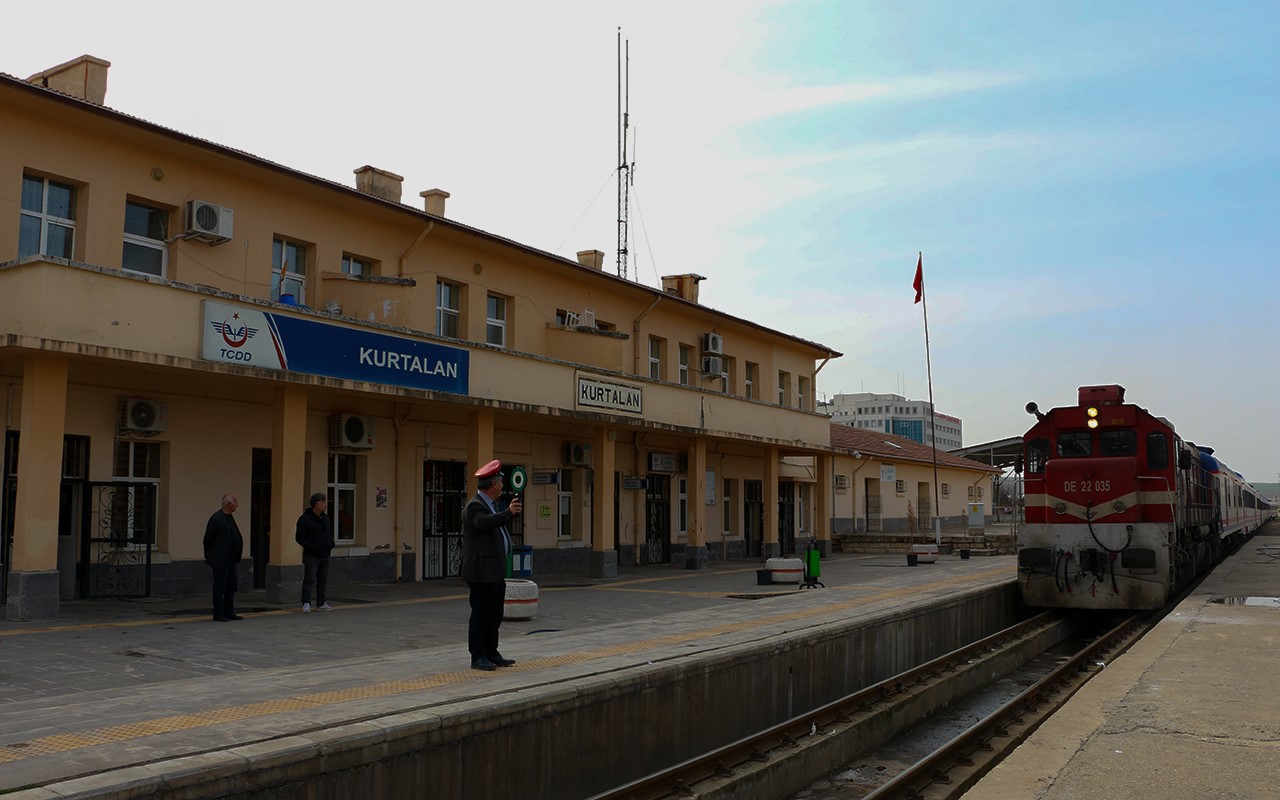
[763,446,780,559]
[466,408,495,497]
[814,454,833,558]
[266,385,307,604]
[590,427,617,578]
[7,354,68,620]
[685,438,708,569]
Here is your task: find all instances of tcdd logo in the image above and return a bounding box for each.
[211,313,258,362]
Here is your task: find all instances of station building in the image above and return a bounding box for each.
[1,56,1001,620]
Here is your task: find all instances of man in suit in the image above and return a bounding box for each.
[461,460,522,671]
[203,493,244,622]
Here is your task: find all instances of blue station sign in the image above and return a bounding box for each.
[201,300,469,395]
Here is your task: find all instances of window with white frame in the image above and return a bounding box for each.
[678,477,688,536]
[745,362,757,399]
[121,200,169,276]
[19,174,76,259]
[778,371,791,406]
[271,237,308,302]
[797,376,810,411]
[648,337,663,380]
[328,453,358,544]
[558,469,574,538]
[112,440,160,547]
[436,280,460,338]
[486,293,508,346]
[678,345,691,385]
[341,253,371,276]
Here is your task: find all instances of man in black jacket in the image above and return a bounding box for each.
[203,493,244,622]
[461,460,522,671]
[295,492,335,613]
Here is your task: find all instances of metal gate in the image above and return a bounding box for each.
[865,491,883,532]
[81,481,155,598]
[644,475,671,565]
[422,460,466,579]
[917,491,932,533]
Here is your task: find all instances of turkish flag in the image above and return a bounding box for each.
[913,254,924,304]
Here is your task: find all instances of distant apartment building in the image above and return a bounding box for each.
[819,392,963,450]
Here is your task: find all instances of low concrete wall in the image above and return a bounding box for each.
[44,581,1023,799]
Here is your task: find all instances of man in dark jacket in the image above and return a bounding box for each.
[295,492,335,613]
[203,493,244,622]
[461,459,522,671]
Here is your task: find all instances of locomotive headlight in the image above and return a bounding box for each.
[1054,502,1067,514]
[1087,407,1099,418]
[1087,418,1099,429]
[1113,500,1127,513]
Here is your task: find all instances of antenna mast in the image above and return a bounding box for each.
[617,29,632,280]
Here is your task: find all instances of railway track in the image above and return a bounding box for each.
[587,612,1083,800]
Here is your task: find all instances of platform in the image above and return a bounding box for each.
[0,552,1014,798]
[966,520,1280,799]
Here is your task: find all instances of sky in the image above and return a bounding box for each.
[5,1,1278,480]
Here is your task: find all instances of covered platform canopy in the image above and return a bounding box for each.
[948,436,1024,471]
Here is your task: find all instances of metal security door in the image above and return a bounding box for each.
[422,461,466,579]
[644,475,670,565]
[81,481,155,598]
[865,479,883,532]
[778,481,796,555]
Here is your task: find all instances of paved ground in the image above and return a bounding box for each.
[966,521,1280,800]
[0,551,1015,794]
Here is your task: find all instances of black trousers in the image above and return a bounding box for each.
[467,580,505,660]
[301,555,330,605]
[210,564,238,618]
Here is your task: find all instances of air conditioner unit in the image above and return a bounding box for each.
[330,414,375,450]
[701,355,723,377]
[565,442,592,466]
[120,398,168,433]
[701,332,723,354]
[185,200,235,241]
[581,308,596,328]
[834,475,849,490]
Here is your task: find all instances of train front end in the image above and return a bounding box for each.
[1019,385,1177,610]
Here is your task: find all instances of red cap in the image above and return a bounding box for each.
[474,459,503,479]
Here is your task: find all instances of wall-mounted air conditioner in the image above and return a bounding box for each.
[565,442,592,466]
[701,355,723,377]
[185,200,235,242]
[701,332,723,354]
[120,398,168,433]
[331,414,375,450]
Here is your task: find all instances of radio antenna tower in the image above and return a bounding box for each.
[616,28,633,280]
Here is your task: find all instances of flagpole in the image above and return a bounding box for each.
[918,252,942,547]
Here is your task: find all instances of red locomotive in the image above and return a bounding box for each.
[1019,385,1272,609]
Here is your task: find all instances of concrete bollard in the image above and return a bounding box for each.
[503,579,538,620]
[764,557,804,584]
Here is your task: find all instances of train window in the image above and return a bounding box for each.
[1056,432,1092,458]
[1025,439,1049,473]
[1100,429,1137,456]
[1146,432,1169,470]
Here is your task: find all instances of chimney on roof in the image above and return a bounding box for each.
[353,166,404,204]
[660,273,706,303]
[576,250,605,270]
[26,55,111,105]
[421,189,450,217]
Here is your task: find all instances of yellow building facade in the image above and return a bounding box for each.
[1,57,847,619]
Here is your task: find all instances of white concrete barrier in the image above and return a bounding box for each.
[503,579,539,620]
[911,544,939,564]
[765,557,804,584]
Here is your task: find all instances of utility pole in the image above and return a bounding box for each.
[616,29,632,280]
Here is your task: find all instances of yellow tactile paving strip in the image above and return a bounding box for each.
[0,566,1009,767]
